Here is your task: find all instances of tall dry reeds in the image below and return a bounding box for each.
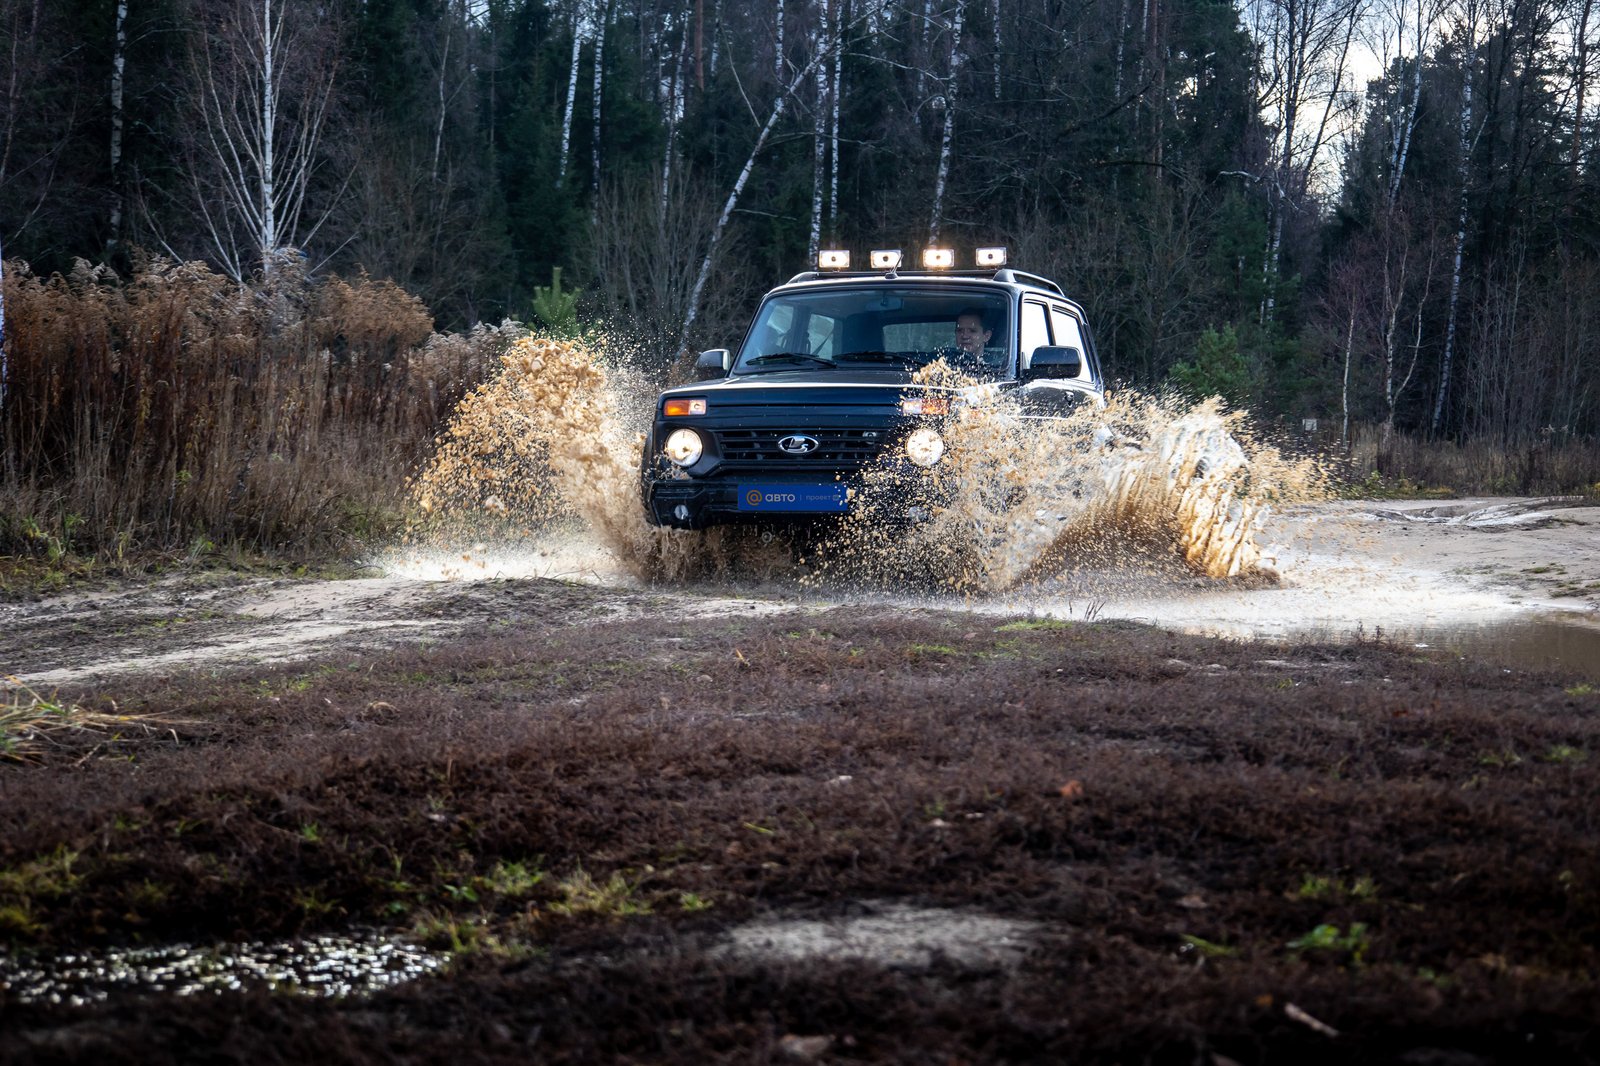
[0,256,521,557]
[1347,423,1600,496]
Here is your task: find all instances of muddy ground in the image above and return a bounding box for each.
[2,501,1599,1064]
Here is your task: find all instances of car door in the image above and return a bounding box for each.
[1016,297,1093,417]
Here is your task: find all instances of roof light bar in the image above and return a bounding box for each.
[922,247,954,269]
[817,249,851,270]
[870,249,903,270]
[975,246,1008,267]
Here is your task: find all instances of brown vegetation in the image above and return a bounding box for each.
[1345,424,1600,497]
[0,259,519,559]
[1,587,1597,1062]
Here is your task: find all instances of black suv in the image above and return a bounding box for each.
[641,255,1105,529]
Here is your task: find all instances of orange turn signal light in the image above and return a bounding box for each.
[664,398,707,417]
[900,395,950,416]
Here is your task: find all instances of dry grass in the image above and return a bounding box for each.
[0,675,169,764]
[1346,424,1600,497]
[0,256,523,558]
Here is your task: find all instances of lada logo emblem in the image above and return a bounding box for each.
[778,434,820,455]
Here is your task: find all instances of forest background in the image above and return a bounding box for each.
[1,0,1597,559]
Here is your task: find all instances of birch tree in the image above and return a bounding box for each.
[592,0,609,195]
[179,0,344,280]
[1244,0,1364,320]
[107,0,128,255]
[1431,0,1482,432]
[830,0,844,231]
[681,39,847,348]
[557,0,588,188]
[928,0,965,243]
[808,0,832,259]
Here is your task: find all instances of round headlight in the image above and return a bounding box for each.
[904,426,945,467]
[663,427,704,467]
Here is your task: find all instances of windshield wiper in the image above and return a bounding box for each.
[834,350,904,363]
[743,352,835,369]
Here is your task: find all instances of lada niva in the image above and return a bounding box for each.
[640,247,1105,529]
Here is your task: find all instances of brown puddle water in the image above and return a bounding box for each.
[393,337,1327,590]
[1293,615,1600,674]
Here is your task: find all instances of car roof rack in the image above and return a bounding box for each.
[783,268,1066,295]
[991,269,1064,295]
[784,268,1046,285]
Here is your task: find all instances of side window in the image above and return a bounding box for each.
[1048,305,1088,380]
[1020,300,1051,367]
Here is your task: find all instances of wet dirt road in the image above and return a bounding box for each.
[6,497,1597,687]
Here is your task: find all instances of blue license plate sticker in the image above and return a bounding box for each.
[737,484,849,513]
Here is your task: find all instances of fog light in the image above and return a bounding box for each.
[663,428,704,467]
[905,426,945,467]
[673,504,691,522]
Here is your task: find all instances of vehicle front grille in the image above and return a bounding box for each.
[716,427,888,468]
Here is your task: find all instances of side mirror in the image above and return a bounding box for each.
[1023,345,1081,381]
[694,348,732,380]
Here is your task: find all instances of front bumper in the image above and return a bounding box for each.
[642,465,939,530]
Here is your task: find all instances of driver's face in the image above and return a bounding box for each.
[955,315,992,354]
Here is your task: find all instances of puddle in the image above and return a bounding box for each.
[1321,616,1600,673]
[716,903,1040,970]
[1202,615,1600,674]
[0,933,447,1006]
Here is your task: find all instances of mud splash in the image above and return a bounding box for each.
[393,337,1325,590]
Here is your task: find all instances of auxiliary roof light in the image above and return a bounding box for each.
[817,249,851,270]
[921,247,954,269]
[870,249,903,270]
[975,246,1008,267]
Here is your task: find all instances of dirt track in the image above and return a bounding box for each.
[1,500,1598,1064]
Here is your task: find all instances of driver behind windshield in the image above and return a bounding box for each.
[954,309,993,356]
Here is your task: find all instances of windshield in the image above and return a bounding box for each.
[733,288,1012,378]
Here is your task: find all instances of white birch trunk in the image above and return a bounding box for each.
[709,0,722,77]
[660,12,690,221]
[592,0,609,195]
[808,3,828,258]
[1432,9,1476,433]
[830,0,843,231]
[434,23,451,184]
[918,0,932,97]
[1340,295,1355,450]
[775,0,785,78]
[1385,0,1429,210]
[681,54,833,348]
[108,0,128,253]
[557,1,586,188]
[1381,244,1408,449]
[992,0,1001,98]
[927,0,964,244]
[1113,0,1129,99]
[1569,0,1593,203]
[260,0,279,274]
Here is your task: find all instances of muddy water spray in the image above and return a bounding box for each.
[400,338,1325,588]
